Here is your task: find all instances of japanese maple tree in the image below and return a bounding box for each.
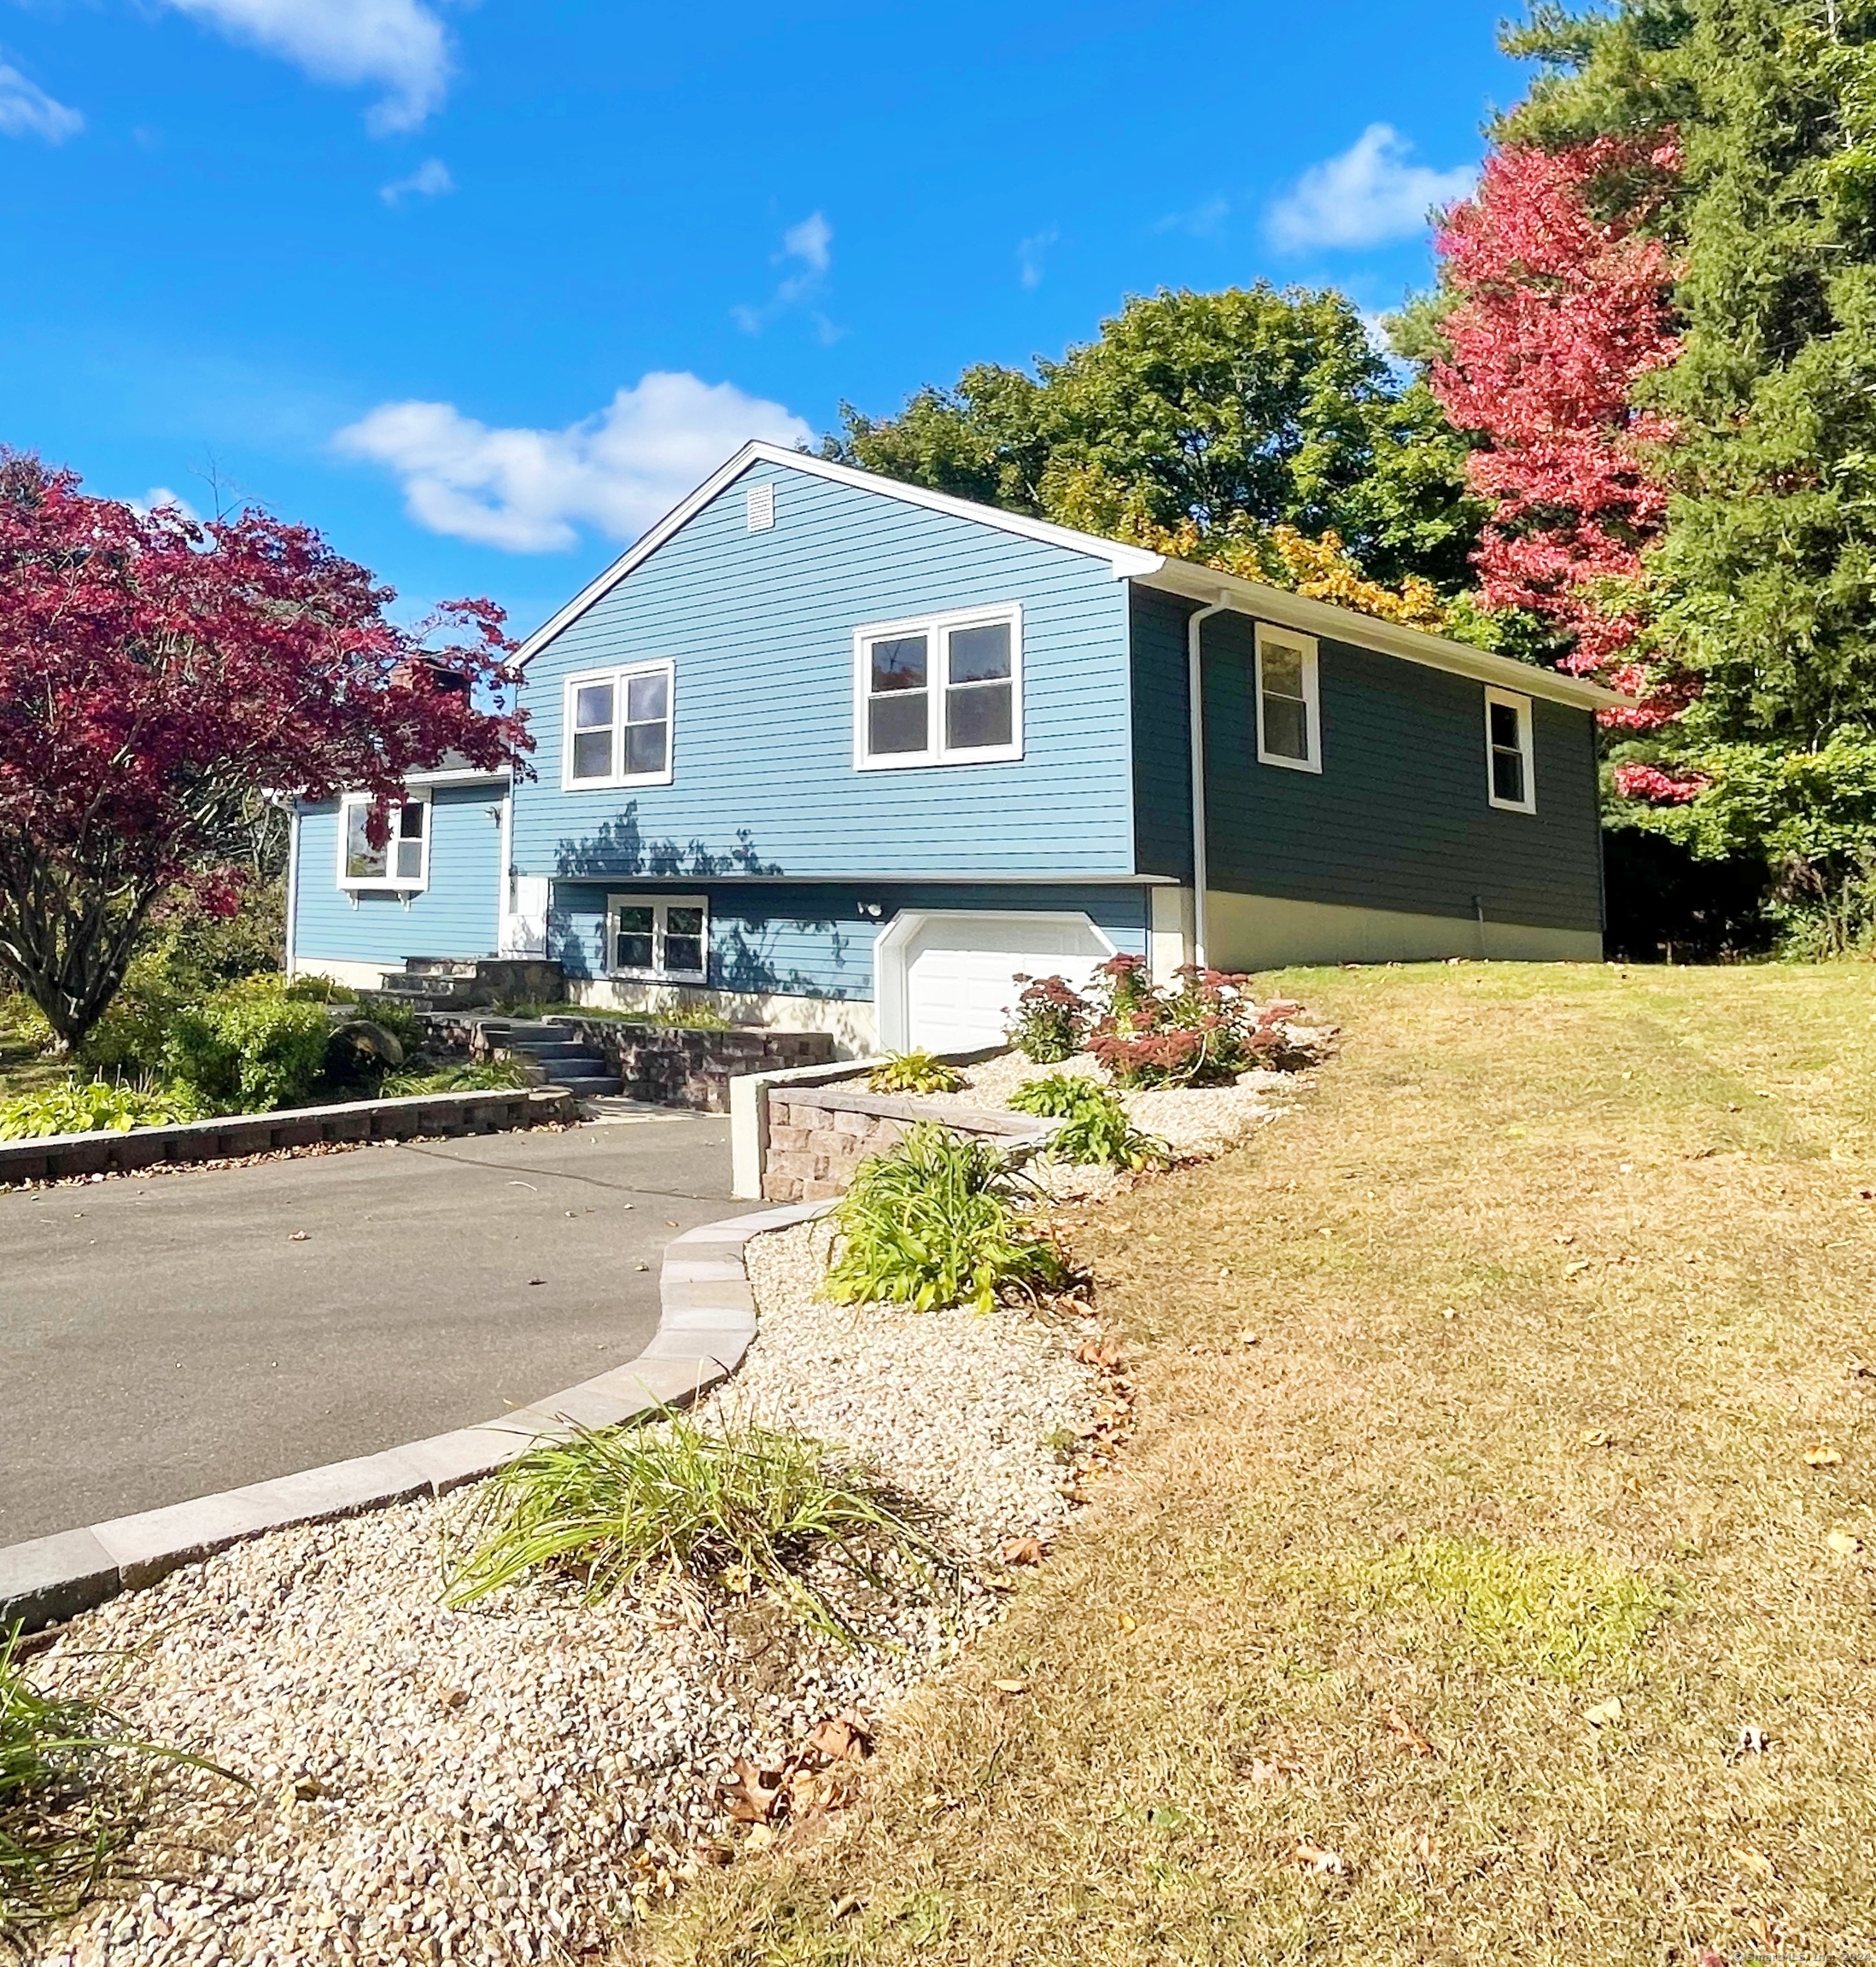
[1431,136,1683,723]
[0,455,530,1048]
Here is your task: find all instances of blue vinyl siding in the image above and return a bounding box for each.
[552,882,1150,1001]
[293,785,504,968]
[513,458,1136,884]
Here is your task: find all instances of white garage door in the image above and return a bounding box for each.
[899,913,1114,1054]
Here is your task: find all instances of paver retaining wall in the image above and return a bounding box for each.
[761,1083,1043,1202]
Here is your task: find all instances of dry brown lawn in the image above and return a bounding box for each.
[626,961,1876,1967]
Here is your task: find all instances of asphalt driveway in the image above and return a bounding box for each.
[0,1113,733,1547]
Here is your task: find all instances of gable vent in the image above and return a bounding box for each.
[745,482,775,532]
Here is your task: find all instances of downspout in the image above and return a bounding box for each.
[282,800,301,978]
[1187,594,1230,972]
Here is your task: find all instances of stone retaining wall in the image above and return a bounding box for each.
[543,1021,836,1112]
[0,1086,575,1188]
[762,1083,1044,1202]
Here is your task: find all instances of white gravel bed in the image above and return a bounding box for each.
[27,1229,1108,1967]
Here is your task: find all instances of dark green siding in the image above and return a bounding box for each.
[1195,610,1604,932]
[1129,586,1197,878]
[1125,586,1604,932]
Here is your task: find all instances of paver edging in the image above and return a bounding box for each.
[0,1199,827,1636]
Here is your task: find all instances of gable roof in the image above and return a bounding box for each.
[511,440,1629,711]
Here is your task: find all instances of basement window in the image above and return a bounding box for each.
[338,792,429,892]
[606,894,709,981]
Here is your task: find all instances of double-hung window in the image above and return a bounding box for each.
[1485,687,1536,812]
[563,660,675,790]
[606,894,709,981]
[338,792,429,892]
[854,605,1023,768]
[1254,624,1322,773]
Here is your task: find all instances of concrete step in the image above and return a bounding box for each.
[544,1072,624,1096]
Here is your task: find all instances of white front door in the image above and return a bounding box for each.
[883,911,1117,1054]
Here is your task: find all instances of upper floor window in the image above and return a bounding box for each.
[853,604,1024,769]
[339,792,429,893]
[1485,687,1536,813]
[564,660,675,791]
[1254,623,1321,774]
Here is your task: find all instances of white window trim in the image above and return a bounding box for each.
[1484,686,1538,814]
[852,602,1025,771]
[1254,622,1322,775]
[605,892,710,983]
[561,658,676,792]
[336,790,430,894]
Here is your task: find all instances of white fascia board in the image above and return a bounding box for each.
[1138,559,1634,712]
[400,766,514,787]
[511,441,1163,671]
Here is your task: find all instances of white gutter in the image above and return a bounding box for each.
[1187,594,1230,972]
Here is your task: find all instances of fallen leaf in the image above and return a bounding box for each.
[1239,1755,1302,1785]
[1237,1329,1262,1346]
[1293,1839,1345,1877]
[289,1230,310,1242]
[1584,1697,1623,1727]
[1827,1528,1864,1556]
[743,1822,775,1852]
[1440,1306,1458,1321]
[1580,1428,1614,1448]
[1737,1725,1769,1755]
[1565,1259,1593,1276]
[719,1565,753,1595]
[829,1894,865,1922]
[1805,1443,1844,1467]
[722,1757,786,1824]
[1383,1707,1435,1758]
[290,1774,323,1801]
[1000,1536,1046,1566]
[991,1678,1028,1696]
[1115,1612,1137,1633]
[804,1716,872,1763]
[1413,1830,1442,1867]
[436,1686,469,1713]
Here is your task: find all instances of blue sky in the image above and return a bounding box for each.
[0,0,1521,641]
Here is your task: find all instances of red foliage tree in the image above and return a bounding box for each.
[1431,137,1683,723]
[0,456,530,1046]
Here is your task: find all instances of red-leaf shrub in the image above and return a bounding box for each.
[1005,972,1091,1062]
[0,454,531,1046]
[1083,958,1308,1089]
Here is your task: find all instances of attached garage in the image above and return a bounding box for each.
[874,910,1118,1054]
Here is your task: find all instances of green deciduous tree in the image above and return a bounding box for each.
[829,283,1485,601]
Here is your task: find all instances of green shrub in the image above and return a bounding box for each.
[283,973,358,1005]
[826,1121,1069,1313]
[866,1049,965,1095]
[1005,973,1090,1063]
[0,1080,207,1141]
[442,1414,948,1643]
[163,980,330,1112]
[383,1059,531,1096]
[1007,1073,1171,1169]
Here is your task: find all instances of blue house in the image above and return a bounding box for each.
[286,441,1622,1055]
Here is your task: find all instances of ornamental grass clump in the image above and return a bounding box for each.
[866,1049,964,1095]
[1007,1073,1171,1170]
[442,1414,950,1643]
[825,1120,1070,1313]
[0,1629,221,1931]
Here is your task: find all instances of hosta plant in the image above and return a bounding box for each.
[0,1079,206,1141]
[826,1121,1068,1313]
[1007,1073,1170,1170]
[866,1049,964,1095]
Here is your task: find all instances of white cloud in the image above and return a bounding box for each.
[1153,196,1229,239]
[1267,125,1476,252]
[733,212,833,334]
[334,372,815,553]
[781,211,831,275]
[136,486,201,520]
[156,0,453,133]
[380,156,453,203]
[0,60,82,143]
[1016,229,1057,290]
